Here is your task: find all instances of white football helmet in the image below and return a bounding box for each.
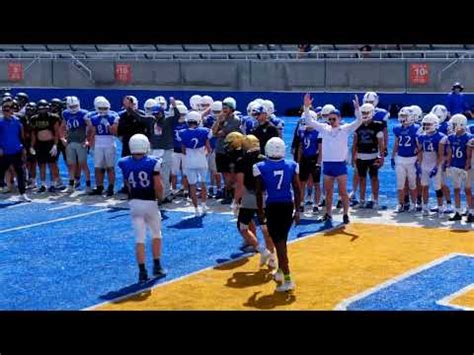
[189,95,202,111]
[450,114,468,132]
[360,103,375,121]
[144,99,157,115]
[263,100,275,115]
[211,101,223,115]
[66,96,80,113]
[129,134,150,154]
[94,97,111,116]
[177,104,189,116]
[200,95,214,111]
[301,110,317,121]
[421,113,439,133]
[265,137,286,159]
[398,107,413,125]
[175,100,184,107]
[93,96,107,107]
[430,104,448,123]
[410,105,423,123]
[185,111,202,125]
[363,91,379,107]
[154,96,167,110]
[247,100,257,115]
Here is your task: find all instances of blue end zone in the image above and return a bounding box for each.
[0,203,337,310]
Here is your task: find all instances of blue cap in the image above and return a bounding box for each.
[151,105,165,115]
[315,106,322,113]
[252,104,267,115]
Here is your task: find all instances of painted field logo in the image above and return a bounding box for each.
[335,253,474,311]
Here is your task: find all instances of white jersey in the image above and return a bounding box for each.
[304,107,363,162]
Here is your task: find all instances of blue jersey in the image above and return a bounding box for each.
[447,132,473,168]
[241,115,257,135]
[118,155,162,201]
[178,127,211,149]
[468,124,474,135]
[393,124,420,157]
[203,115,217,150]
[173,121,188,152]
[253,158,298,204]
[0,117,23,155]
[89,111,119,136]
[417,131,446,153]
[439,121,450,135]
[298,128,320,157]
[62,109,88,130]
[373,108,389,127]
[269,115,284,131]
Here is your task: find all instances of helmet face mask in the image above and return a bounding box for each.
[421,114,439,134]
[430,104,448,123]
[451,114,467,133]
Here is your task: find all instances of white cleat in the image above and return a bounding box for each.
[395,204,404,213]
[276,280,296,293]
[64,185,75,193]
[273,269,284,282]
[259,250,272,267]
[19,194,32,202]
[201,204,209,214]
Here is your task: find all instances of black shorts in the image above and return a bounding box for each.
[237,208,266,228]
[36,140,58,164]
[216,152,239,174]
[356,158,379,178]
[299,155,321,183]
[265,202,294,243]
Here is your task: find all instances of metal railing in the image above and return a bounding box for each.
[1,50,474,61]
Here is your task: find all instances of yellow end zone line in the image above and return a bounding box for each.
[84,222,346,310]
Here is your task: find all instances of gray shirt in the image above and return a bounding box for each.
[214,114,243,154]
[145,107,179,150]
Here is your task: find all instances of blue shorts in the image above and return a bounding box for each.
[323,161,347,177]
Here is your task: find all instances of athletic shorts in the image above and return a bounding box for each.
[184,168,207,185]
[216,152,238,174]
[323,161,347,178]
[356,159,379,179]
[265,202,294,243]
[94,146,116,168]
[207,150,217,172]
[448,167,471,189]
[238,208,266,229]
[129,199,162,243]
[66,142,88,165]
[299,155,321,183]
[395,156,417,190]
[171,152,185,175]
[36,140,58,164]
[420,163,443,190]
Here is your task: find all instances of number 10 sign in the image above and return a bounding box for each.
[409,63,430,85]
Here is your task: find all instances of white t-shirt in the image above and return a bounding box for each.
[304,107,363,162]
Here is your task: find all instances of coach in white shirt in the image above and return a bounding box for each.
[303,93,365,225]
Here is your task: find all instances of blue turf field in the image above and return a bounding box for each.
[0,117,464,310]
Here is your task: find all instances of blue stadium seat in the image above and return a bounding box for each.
[22,45,48,51]
[209,44,240,51]
[0,45,25,51]
[71,45,98,52]
[46,45,73,51]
